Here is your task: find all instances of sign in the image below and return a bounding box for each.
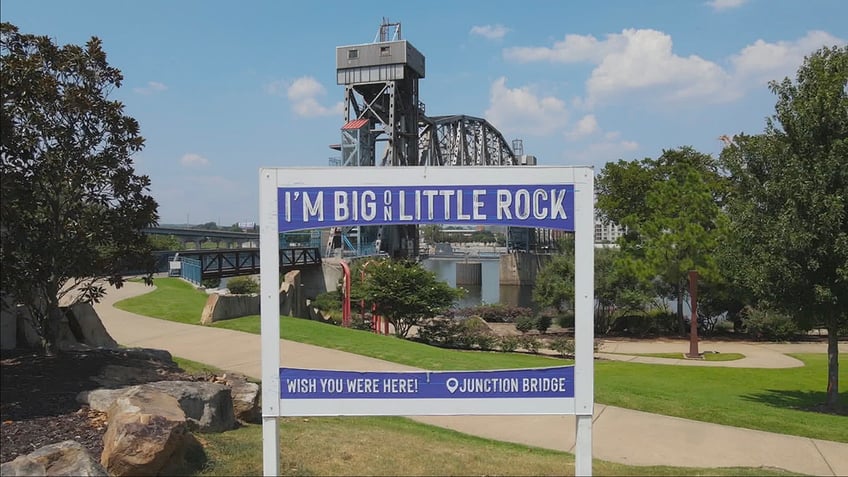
[277,184,575,232]
[278,367,575,416]
[259,166,595,475]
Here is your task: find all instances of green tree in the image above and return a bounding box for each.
[720,46,847,408]
[147,234,182,251]
[533,236,575,313]
[421,225,444,244]
[358,259,463,338]
[594,247,653,334]
[0,23,158,353]
[597,147,729,332]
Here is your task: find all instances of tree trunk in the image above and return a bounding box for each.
[676,285,685,334]
[826,324,840,409]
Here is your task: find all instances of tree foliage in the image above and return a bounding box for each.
[720,45,847,407]
[357,259,463,338]
[533,236,575,313]
[0,23,158,352]
[597,147,729,331]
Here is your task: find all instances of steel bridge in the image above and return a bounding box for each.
[173,247,321,284]
[329,20,546,258]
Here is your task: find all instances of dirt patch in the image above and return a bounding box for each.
[1,348,203,463]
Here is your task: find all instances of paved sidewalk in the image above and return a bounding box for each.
[94,282,847,476]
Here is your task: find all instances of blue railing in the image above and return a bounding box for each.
[181,257,202,285]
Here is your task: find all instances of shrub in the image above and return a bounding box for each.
[312,291,342,313]
[461,317,497,350]
[535,315,553,334]
[227,276,259,294]
[450,304,533,323]
[549,337,575,358]
[350,314,373,331]
[475,334,498,351]
[417,317,465,348]
[515,316,535,334]
[499,336,520,353]
[201,277,221,289]
[519,335,540,354]
[557,311,575,329]
[743,308,799,341]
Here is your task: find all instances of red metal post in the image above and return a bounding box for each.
[686,270,700,358]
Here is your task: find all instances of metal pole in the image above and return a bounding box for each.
[686,270,700,358]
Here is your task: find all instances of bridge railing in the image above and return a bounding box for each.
[181,257,202,285]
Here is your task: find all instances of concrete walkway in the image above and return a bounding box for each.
[94,282,848,476]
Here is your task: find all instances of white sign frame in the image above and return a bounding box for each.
[259,166,594,476]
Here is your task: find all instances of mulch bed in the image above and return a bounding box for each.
[1,348,202,464]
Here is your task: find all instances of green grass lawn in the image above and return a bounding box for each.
[114,278,209,324]
[196,419,797,477]
[119,278,848,443]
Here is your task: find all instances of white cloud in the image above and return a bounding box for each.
[133,81,167,95]
[731,30,846,84]
[505,29,730,103]
[504,28,844,105]
[470,24,510,40]
[484,77,568,136]
[504,33,623,63]
[586,29,730,103]
[706,0,748,11]
[566,114,599,140]
[180,153,209,167]
[268,76,344,118]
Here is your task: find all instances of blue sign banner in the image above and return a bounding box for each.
[280,366,574,400]
[277,184,575,232]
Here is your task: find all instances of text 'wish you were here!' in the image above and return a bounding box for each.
[276,184,575,232]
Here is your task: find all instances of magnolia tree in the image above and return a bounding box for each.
[356,259,463,338]
[0,23,158,353]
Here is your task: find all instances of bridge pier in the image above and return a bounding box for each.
[499,252,550,287]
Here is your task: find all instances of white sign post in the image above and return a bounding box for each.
[259,166,594,476]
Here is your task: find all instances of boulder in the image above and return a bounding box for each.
[0,440,107,476]
[143,381,236,432]
[221,373,261,423]
[65,303,118,348]
[100,388,189,476]
[80,381,236,433]
[91,364,170,388]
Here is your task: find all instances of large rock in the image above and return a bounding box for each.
[100,387,189,476]
[65,302,118,348]
[0,440,107,476]
[221,373,261,423]
[91,364,170,388]
[144,381,236,432]
[80,381,236,433]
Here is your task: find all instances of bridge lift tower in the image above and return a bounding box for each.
[332,19,425,258]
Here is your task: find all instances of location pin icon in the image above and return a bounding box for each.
[446,378,459,394]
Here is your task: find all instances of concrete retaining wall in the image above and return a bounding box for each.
[201,270,309,325]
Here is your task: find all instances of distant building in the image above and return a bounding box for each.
[594,219,625,246]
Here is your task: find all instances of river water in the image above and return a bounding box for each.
[421,256,535,308]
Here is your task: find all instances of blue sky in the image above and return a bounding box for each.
[4,0,846,226]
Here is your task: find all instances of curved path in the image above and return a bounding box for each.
[94,282,847,476]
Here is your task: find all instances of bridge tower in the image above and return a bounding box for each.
[333,19,424,258]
